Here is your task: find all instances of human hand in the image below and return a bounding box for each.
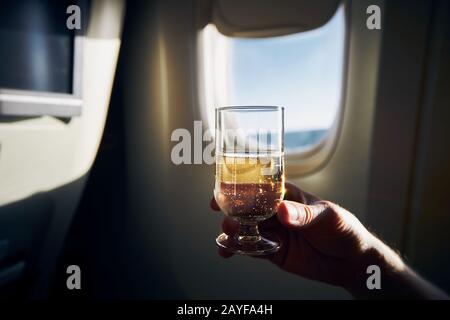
[210,182,405,296]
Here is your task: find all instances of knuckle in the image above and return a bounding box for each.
[316,200,345,225]
[315,200,335,213]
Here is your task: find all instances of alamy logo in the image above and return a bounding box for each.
[366,265,381,290]
[171,121,214,165]
[366,5,381,30]
[66,5,81,30]
[170,121,279,175]
[66,265,81,290]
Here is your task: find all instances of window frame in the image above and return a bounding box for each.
[197,2,350,176]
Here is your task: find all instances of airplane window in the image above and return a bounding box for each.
[200,6,345,154]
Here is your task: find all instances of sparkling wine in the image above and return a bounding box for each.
[214,154,285,222]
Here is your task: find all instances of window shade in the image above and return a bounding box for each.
[212,0,340,37]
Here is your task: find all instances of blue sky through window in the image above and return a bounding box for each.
[226,7,345,151]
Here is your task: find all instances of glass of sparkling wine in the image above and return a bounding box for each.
[214,106,285,255]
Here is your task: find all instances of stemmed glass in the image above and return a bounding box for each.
[214,106,285,255]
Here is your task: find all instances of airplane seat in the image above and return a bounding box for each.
[0,0,125,298]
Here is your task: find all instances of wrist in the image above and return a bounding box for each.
[345,235,448,299]
[345,234,405,298]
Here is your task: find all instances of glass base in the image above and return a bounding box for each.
[216,232,281,256]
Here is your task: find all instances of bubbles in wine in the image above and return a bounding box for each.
[214,154,285,222]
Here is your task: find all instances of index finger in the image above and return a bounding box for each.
[210,197,221,211]
[284,182,321,204]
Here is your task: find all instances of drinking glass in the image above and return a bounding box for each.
[214,106,285,255]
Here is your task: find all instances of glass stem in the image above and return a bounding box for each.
[238,222,261,243]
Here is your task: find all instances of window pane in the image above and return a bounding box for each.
[202,6,345,153]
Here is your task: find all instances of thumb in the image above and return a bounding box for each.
[277,200,328,229]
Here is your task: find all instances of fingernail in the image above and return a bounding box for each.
[284,201,300,223]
